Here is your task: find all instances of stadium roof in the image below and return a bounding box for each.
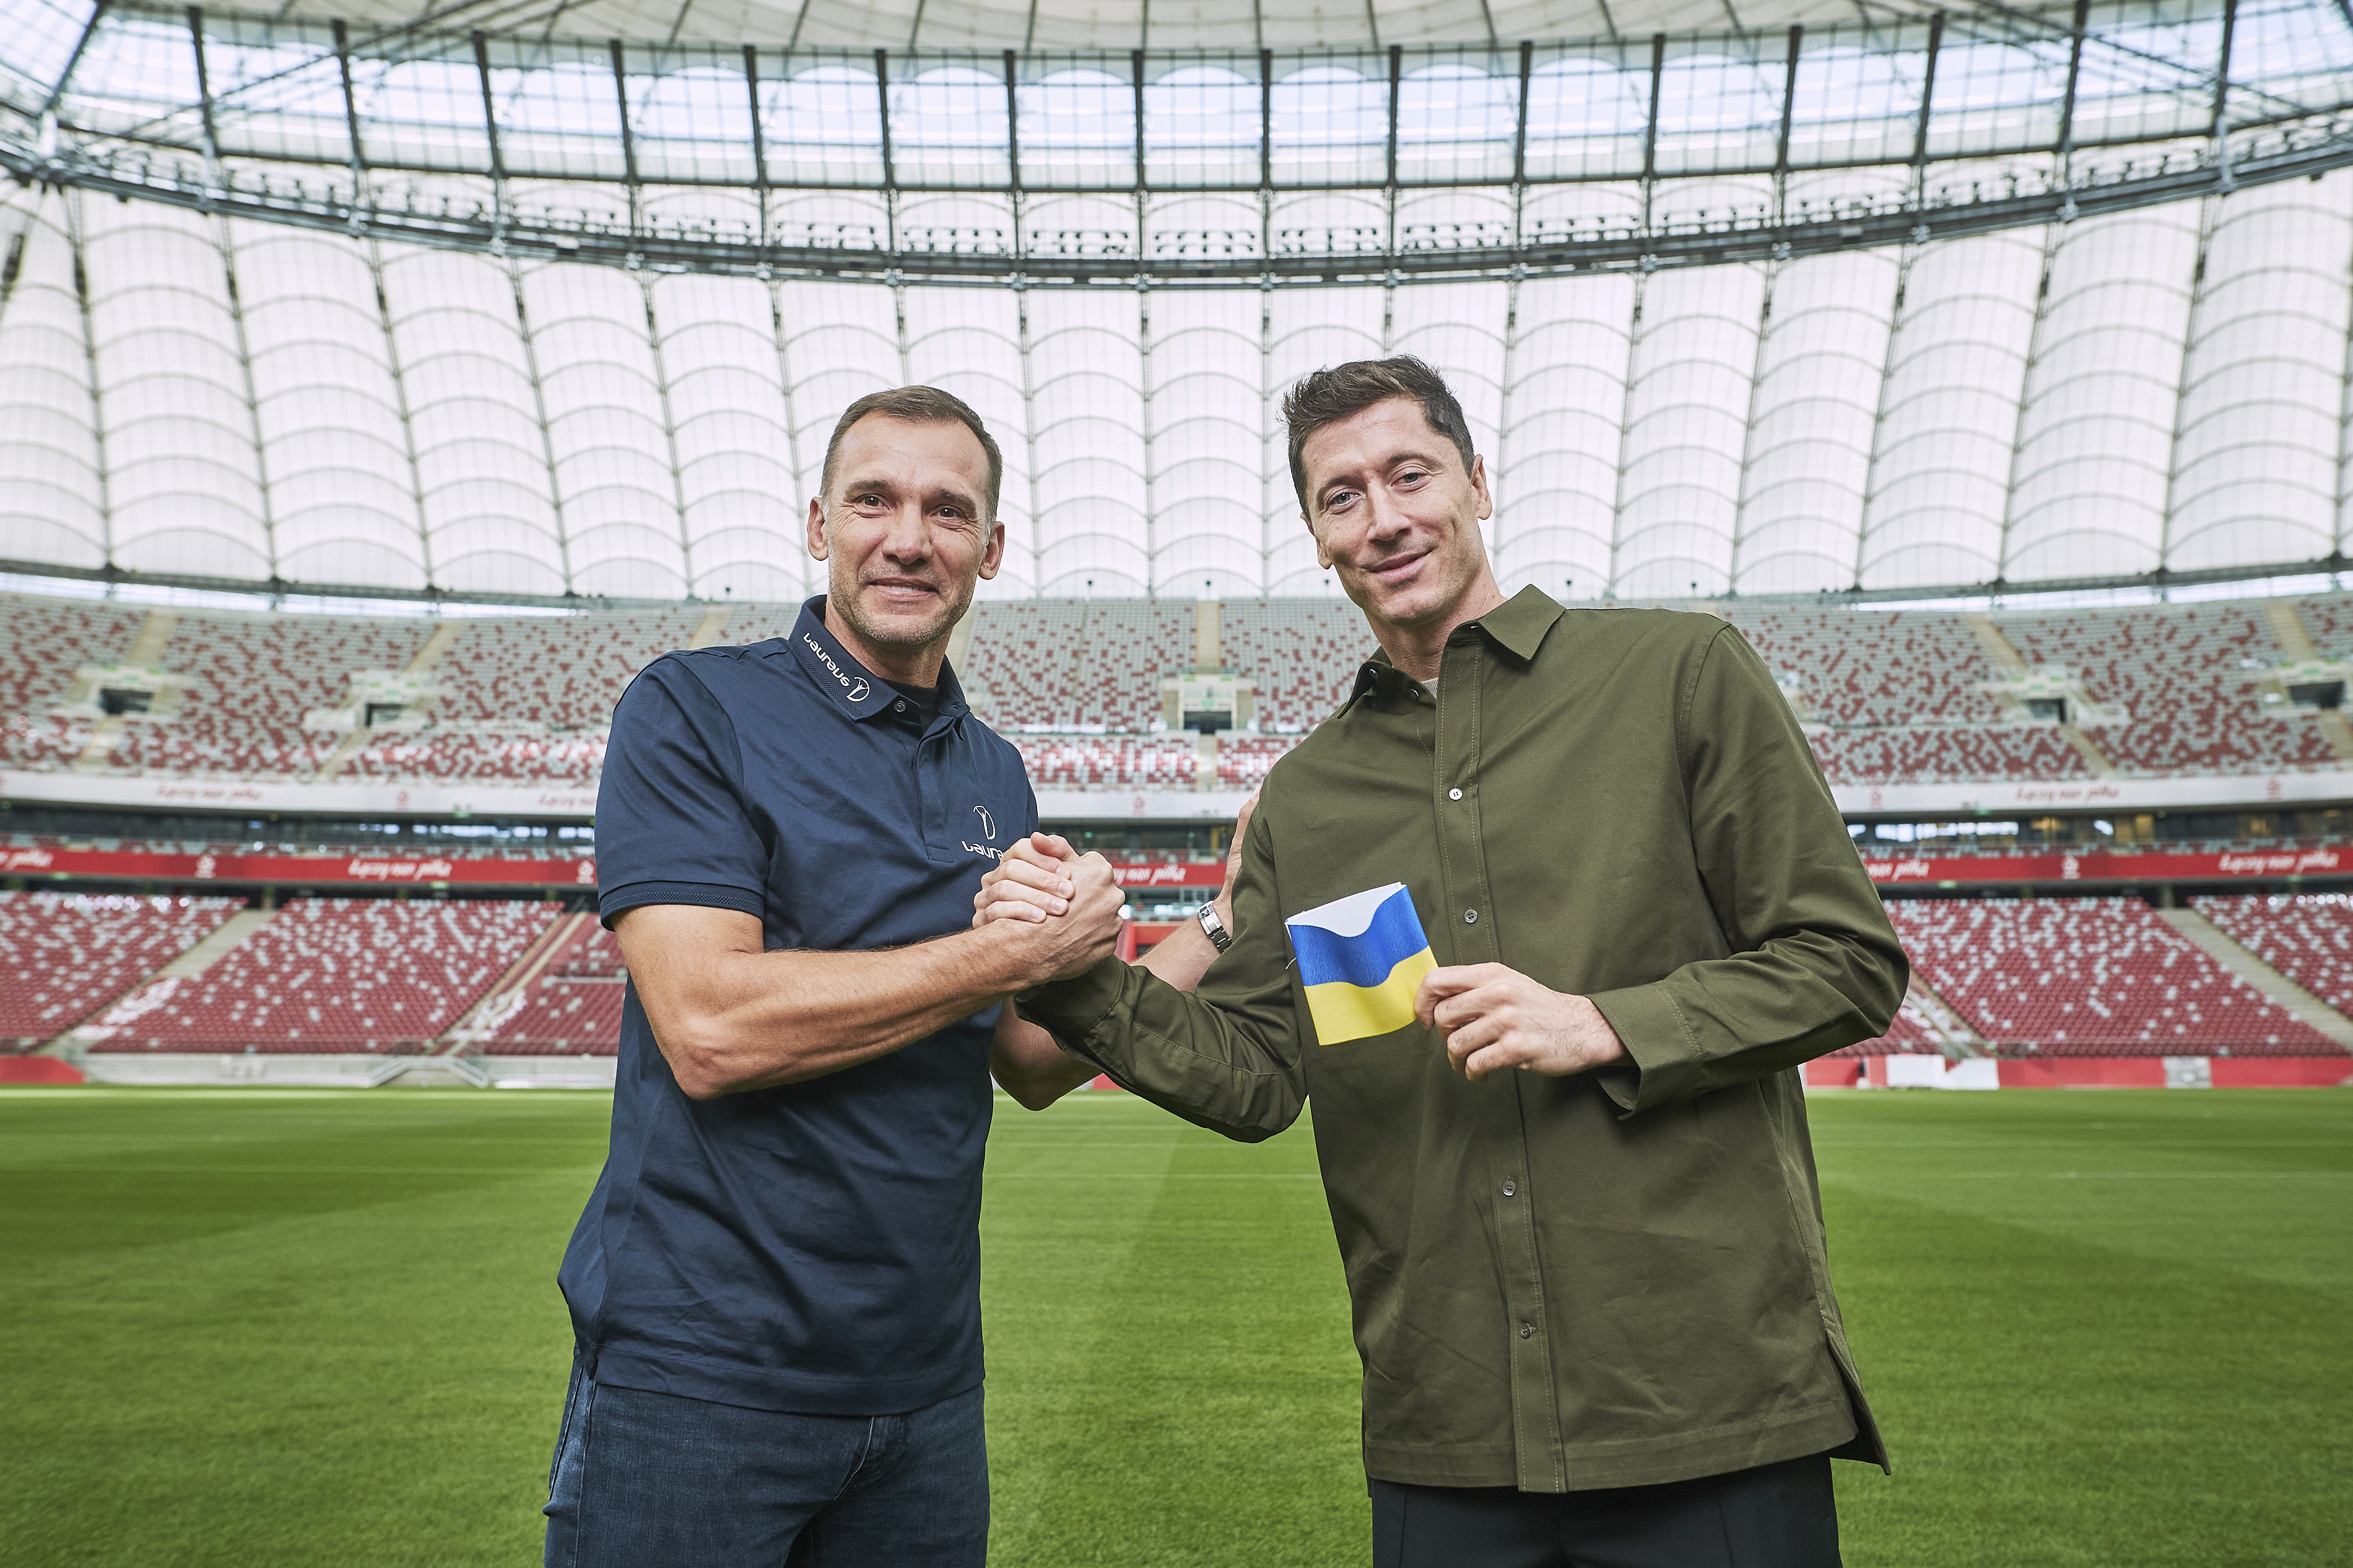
[7,165,2353,605]
[136,0,1980,50]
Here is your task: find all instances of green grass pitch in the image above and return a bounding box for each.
[2,1085,2346,1567]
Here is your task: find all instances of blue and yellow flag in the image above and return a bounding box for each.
[1286,883,1437,1045]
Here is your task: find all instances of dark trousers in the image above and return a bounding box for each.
[1372,1452,1841,1568]
[542,1357,988,1568]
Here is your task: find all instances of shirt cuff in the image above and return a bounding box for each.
[1584,980,1695,1117]
[1019,955,1130,1050]
[598,880,766,930]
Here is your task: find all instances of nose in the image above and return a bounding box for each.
[1361,483,1412,545]
[879,499,933,563]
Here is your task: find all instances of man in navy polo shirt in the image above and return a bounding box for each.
[542,386,1176,1566]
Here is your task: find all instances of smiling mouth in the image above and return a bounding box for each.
[868,579,938,599]
[1366,550,1429,584]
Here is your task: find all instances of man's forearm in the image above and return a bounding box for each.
[651,922,1040,1098]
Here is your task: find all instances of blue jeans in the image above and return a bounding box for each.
[542,1358,989,1567]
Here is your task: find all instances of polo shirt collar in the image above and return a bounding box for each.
[783,596,970,726]
[1344,586,1565,709]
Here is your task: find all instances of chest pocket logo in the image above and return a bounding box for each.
[962,803,1002,861]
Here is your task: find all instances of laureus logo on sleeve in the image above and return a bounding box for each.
[962,803,1001,860]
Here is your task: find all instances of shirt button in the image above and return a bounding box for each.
[1464,909,1478,924]
[1519,1322,1535,1339]
[1448,787,1463,800]
[1501,1179,1516,1197]
[893,699,908,713]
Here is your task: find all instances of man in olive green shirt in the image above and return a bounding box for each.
[981,357,1905,1567]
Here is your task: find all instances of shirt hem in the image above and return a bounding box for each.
[588,1346,985,1418]
[597,880,767,929]
[1364,1398,1860,1493]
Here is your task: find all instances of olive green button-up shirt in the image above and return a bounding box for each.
[1025,587,1907,1494]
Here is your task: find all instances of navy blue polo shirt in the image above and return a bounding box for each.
[559,597,1037,1415]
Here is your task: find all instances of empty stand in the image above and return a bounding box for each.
[0,595,145,768]
[962,601,1193,732]
[1220,600,1372,733]
[14,585,2353,790]
[432,608,708,732]
[2004,602,2334,776]
[1887,896,2339,1055]
[1809,725,2092,786]
[0,892,241,1048]
[2193,893,2353,1015]
[1829,994,1944,1058]
[115,607,432,779]
[85,898,557,1054]
[1014,735,1197,788]
[481,920,628,1057]
[1217,735,1298,789]
[1727,607,2008,728]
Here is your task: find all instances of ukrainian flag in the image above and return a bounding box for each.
[1286,883,1437,1045]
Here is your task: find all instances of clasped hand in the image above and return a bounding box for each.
[972,833,1124,984]
[1413,963,1627,1082]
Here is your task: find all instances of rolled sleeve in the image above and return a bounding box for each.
[595,658,771,929]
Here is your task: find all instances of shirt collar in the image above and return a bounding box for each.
[1343,586,1565,710]
[1472,585,1567,662]
[782,596,971,727]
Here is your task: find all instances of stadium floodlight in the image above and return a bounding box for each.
[4,0,2352,287]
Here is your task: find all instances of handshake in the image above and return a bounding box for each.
[972,833,1131,987]
[974,800,1255,992]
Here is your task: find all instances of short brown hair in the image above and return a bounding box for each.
[819,385,1005,524]
[1282,356,1476,513]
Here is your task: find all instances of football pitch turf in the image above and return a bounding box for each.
[2,1086,2345,1568]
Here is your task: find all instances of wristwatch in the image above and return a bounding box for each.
[1196,903,1233,952]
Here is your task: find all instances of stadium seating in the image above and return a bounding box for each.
[1808,725,2092,786]
[2193,894,2353,1015]
[962,601,1193,732]
[0,595,149,768]
[1219,600,1373,732]
[430,608,709,732]
[17,586,2353,790]
[479,919,628,1057]
[0,892,241,1049]
[1885,896,2338,1055]
[1829,992,1946,1058]
[2003,603,2338,776]
[85,898,557,1054]
[1013,735,1197,788]
[1725,607,2008,728]
[1217,735,1299,789]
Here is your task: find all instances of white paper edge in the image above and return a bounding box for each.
[1284,881,1408,940]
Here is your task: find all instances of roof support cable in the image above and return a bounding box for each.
[1385,43,1402,266]
[1511,38,1531,255]
[611,40,640,242]
[473,32,509,255]
[1005,50,1024,269]
[744,46,770,251]
[2053,0,2089,223]
[333,20,371,232]
[1773,25,1801,228]
[1640,34,1664,239]
[37,0,110,157]
[2211,0,2239,196]
[185,6,220,196]
[1133,48,1149,195]
[1908,11,1942,237]
[875,50,897,257]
